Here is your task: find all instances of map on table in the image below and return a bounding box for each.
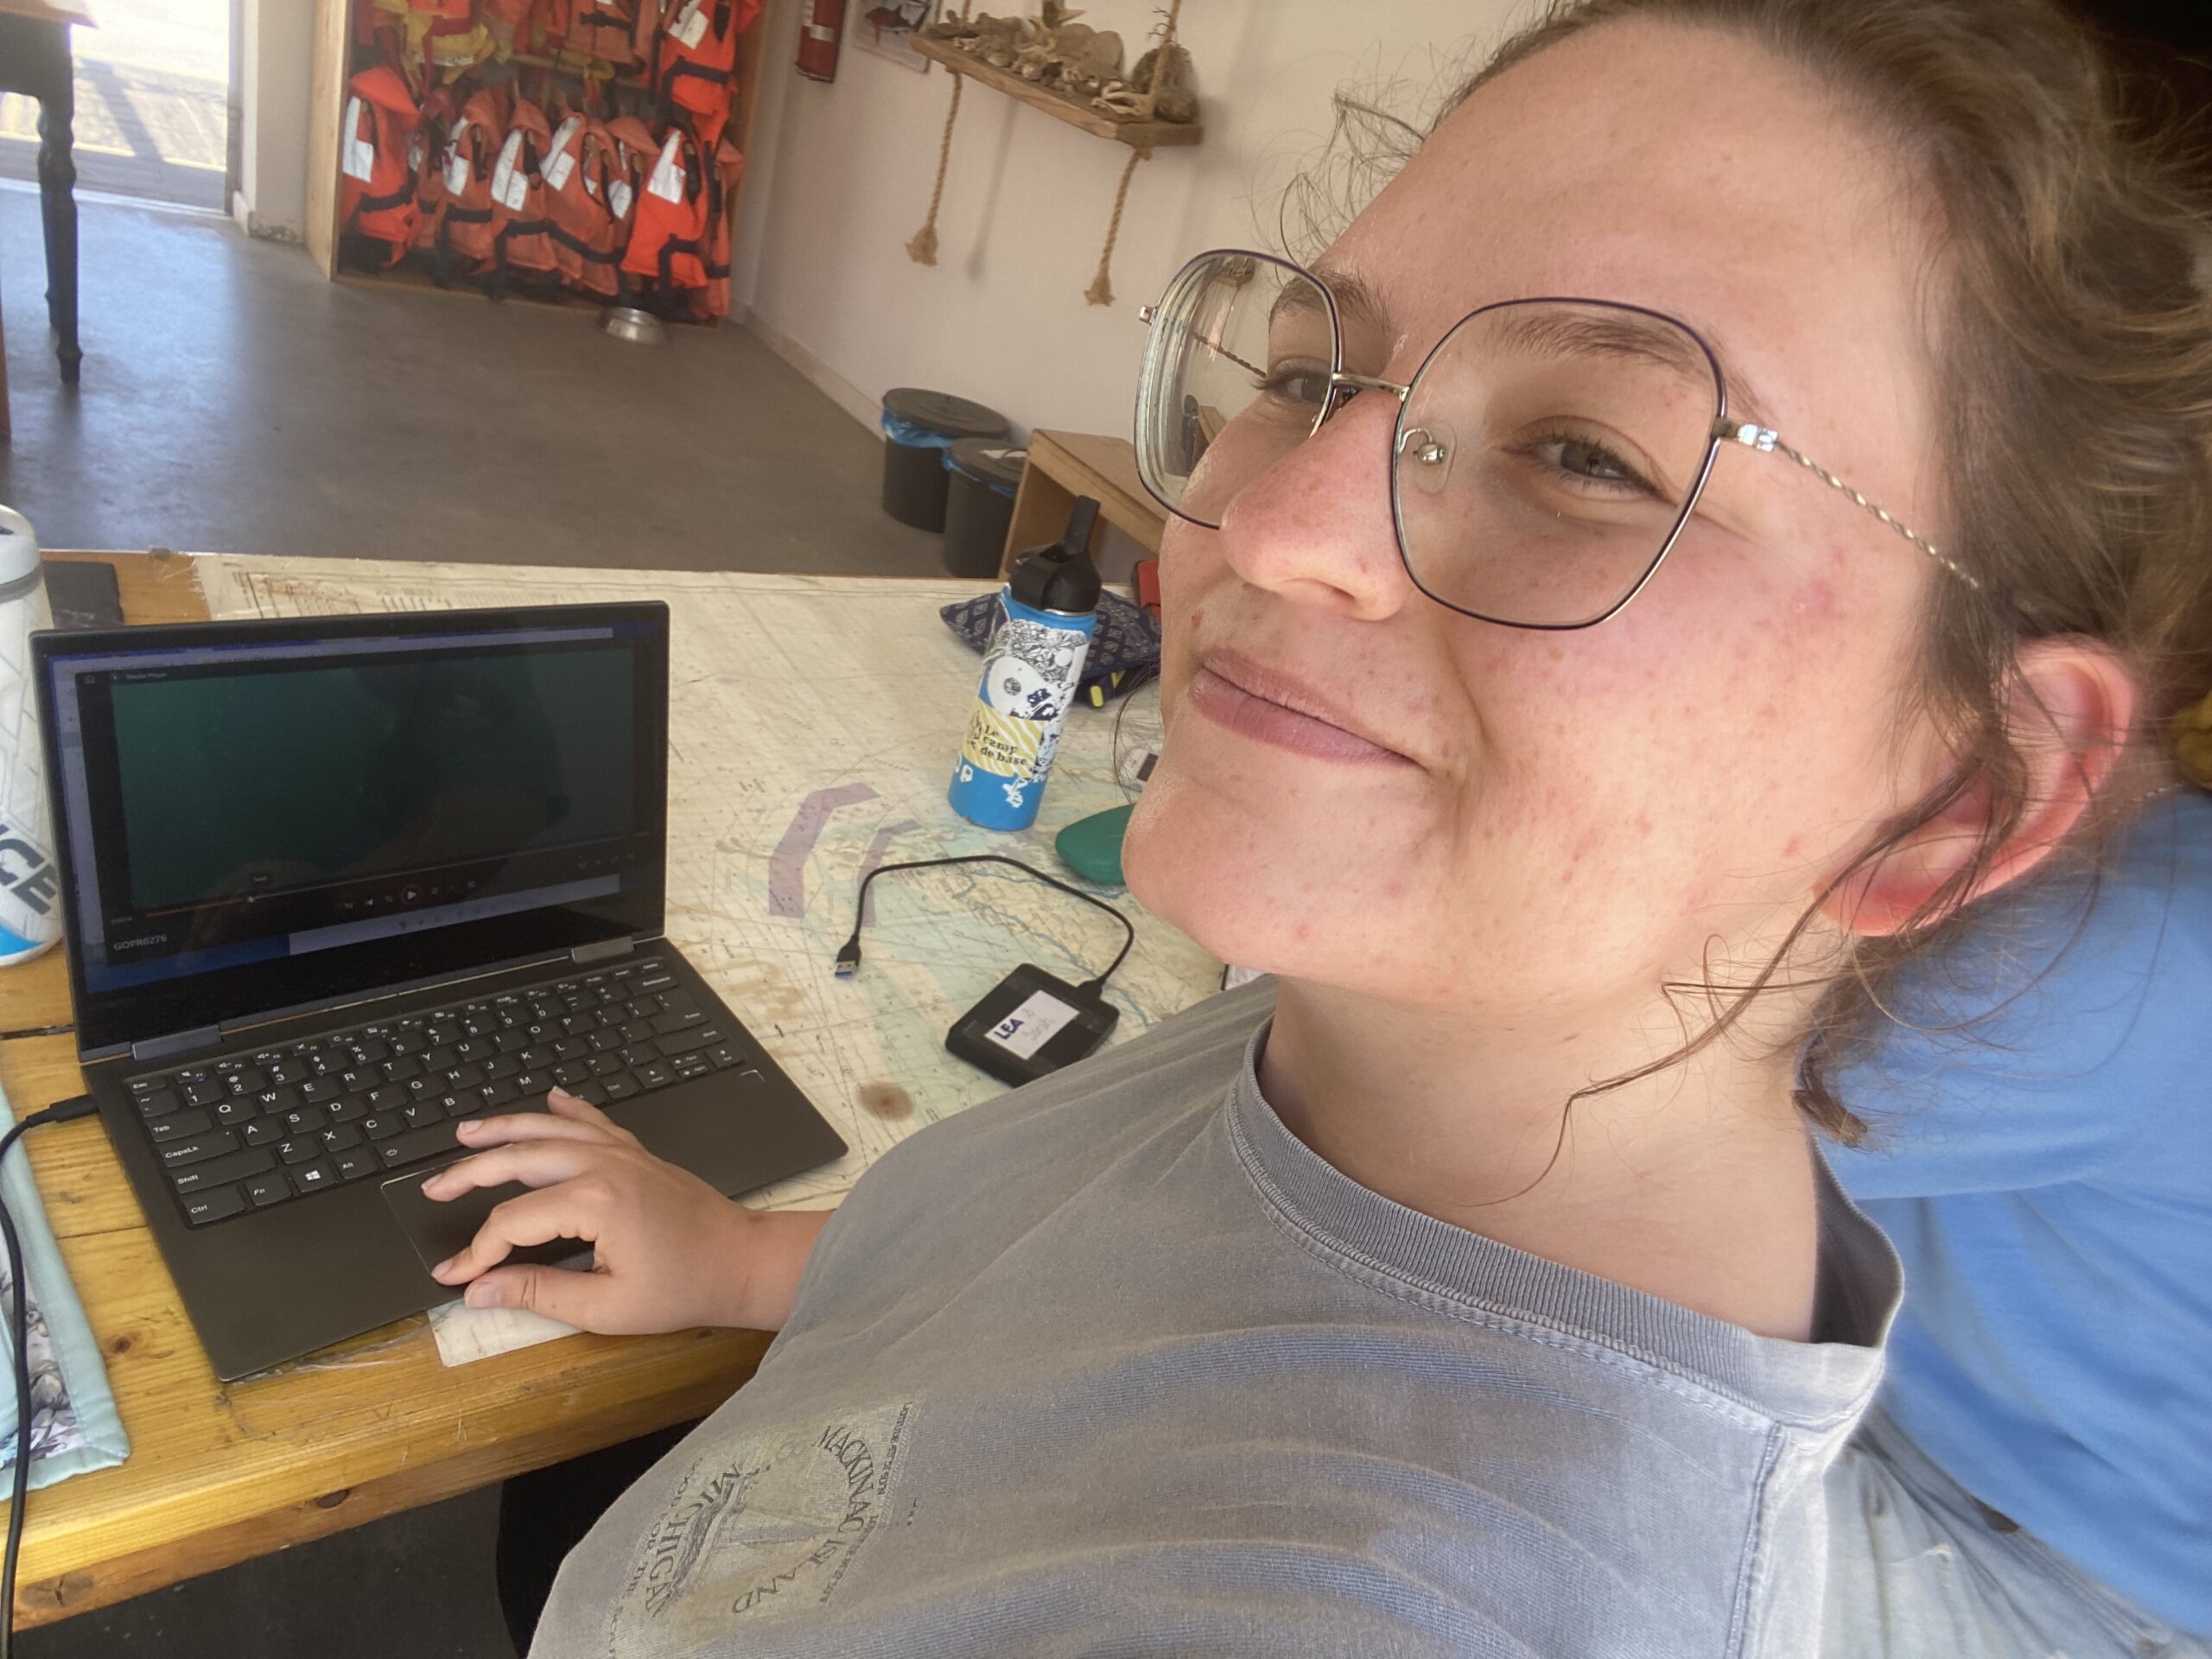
[194,557,1222,1211]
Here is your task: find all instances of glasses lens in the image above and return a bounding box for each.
[1136,252,1337,526]
[1394,302,1722,627]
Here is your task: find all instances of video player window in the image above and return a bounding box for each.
[58,631,658,991]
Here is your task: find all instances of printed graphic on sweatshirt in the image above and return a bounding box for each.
[608,1399,919,1656]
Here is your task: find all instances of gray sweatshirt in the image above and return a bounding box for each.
[533,981,1899,1657]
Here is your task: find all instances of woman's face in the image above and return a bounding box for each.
[1122,19,1951,1021]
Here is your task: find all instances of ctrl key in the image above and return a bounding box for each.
[181,1185,247,1226]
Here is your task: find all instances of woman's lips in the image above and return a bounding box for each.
[1185,664,1414,766]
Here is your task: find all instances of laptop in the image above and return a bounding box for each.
[32,602,849,1381]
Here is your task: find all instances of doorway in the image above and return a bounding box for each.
[0,0,234,213]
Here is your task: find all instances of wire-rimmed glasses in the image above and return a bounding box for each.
[1134,249,1971,631]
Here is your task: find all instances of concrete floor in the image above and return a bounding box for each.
[1,185,947,1659]
[0,186,942,578]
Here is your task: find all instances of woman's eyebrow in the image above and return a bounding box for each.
[1306,263,1390,331]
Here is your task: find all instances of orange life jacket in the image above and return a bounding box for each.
[424,86,507,277]
[601,113,660,269]
[620,122,741,319]
[542,114,622,296]
[490,99,560,282]
[565,0,638,67]
[339,65,422,265]
[655,0,757,125]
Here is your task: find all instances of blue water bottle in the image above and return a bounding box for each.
[0,506,57,965]
[949,498,1103,830]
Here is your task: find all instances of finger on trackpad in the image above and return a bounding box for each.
[381,1167,594,1280]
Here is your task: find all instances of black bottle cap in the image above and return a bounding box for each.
[1008,497,1103,615]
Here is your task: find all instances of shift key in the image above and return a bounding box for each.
[170,1147,277,1194]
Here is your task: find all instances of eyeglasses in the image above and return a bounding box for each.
[1134,249,1974,631]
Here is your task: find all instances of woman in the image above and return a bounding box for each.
[426,0,2210,1651]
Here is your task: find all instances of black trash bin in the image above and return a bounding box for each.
[880,388,1011,531]
[942,438,1028,577]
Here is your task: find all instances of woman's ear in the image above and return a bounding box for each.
[1821,637,2139,938]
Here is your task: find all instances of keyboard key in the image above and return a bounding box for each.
[381,1055,421,1083]
[278,1137,321,1166]
[708,1044,742,1069]
[588,1052,624,1077]
[338,1067,379,1095]
[265,1059,308,1087]
[148,1109,214,1144]
[651,1009,707,1036]
[586,1029,624,1053]
[512,1071,550,1096]
[477,1079,520,1109]
[639,973,676,991]
[657,1027,719,1059]
[242,1118,284,1147]
[552,1039,588,1061]
[365,1085,409,1112]
[569,1081,610,1107]
[621,1045,658,1068]
[453,1036,493,1061]
[334,1147,379,1181]
[621,1021,653,1044]
[407,1076,443,1101]
[181,1080,225,1109]
[227,1066,270,1093]
[481,1055,522,1083]
[319,1123,364,1153]
[348,1038,390,1065]
[520,1045,556,1069]
[386,1032,427,1058]
[635,1061,674,1090]
[289,1160,338,1196]
[552,1061,592,1088]
[363,1113,405,1141]
[183,1185,248,1226]
[170,1147,276,1194]
[253,1085,302,1115]
[603,1073,642,1101]
[401,1099,445,1128]
[283,1107,326,1135]
[329,1096,372,1124]
[158,1129,243,1169]
[245,1171,289,1208]
[447,1063,486,1090]
[134,1087,181,1120]
[302,1076,340,1104]
[213,1098,258,1128]
[420,1045,457,1071]
[495,1029,531,1054]
[671,1054,712,1082]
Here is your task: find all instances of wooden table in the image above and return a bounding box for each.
[999,429,1166,577]
[0,552,776,1627]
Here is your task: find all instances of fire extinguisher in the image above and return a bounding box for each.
[796,0,843,79]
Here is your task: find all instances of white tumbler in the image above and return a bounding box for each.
[0,508,59,965]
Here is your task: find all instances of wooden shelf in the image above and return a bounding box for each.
[910,35,1201,149]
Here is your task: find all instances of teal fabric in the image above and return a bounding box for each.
[0,1087,129,1491]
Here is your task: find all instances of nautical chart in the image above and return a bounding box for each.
[194,557,1220,1213]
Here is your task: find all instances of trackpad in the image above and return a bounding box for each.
[380,1166,594,1280]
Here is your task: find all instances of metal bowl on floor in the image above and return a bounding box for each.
[601,306,668,346]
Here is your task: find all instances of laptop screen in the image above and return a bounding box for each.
[35,603,670,1058]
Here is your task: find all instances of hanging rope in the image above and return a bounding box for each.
[1139,0,1184,118]
[1084,143,1150,307]
[906,1,976,265]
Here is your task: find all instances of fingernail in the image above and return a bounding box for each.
[454,1119,480,1138]
[430,1255,454,1278]
[466,1280,500,1308]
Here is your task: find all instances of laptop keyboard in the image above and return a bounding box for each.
[124,957,747,1228]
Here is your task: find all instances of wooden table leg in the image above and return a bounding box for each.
[35,23,80,387]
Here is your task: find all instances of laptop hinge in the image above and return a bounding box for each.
[569,937,639,967]
[130,1026,224,1065]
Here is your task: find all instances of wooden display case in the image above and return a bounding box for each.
[304,0,779,306]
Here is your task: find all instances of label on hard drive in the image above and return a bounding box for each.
[982,989,1080,1060]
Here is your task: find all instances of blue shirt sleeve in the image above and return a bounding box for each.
[1825,791,2212,1201]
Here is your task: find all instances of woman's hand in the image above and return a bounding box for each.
[421,1088,832,1335]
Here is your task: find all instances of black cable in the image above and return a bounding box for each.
[0,1095,98,1659]
[836,855,1135,995]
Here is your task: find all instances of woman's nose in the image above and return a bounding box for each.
[1213,391,1418,621]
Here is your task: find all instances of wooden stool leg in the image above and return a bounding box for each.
[35,36,81,388]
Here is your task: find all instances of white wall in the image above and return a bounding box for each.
[736,0,1535,439]
[233,0,315,242]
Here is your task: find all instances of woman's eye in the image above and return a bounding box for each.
[1258,365,1331,407]
[1528,433,1655,494]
